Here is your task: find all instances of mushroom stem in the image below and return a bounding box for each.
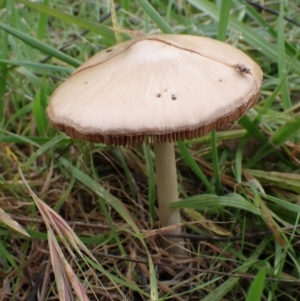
[154,141,185,255]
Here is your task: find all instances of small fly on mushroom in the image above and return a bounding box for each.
[235,63,252,75]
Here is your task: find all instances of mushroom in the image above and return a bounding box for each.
[46,34,263,255]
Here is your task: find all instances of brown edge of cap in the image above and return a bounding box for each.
[50,92,260,146]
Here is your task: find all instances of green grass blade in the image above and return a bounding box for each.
[247,170,300,195]
[239,116,292,168]
[235,135,249,184]
[0,239,18,269]
[210,131,223,194]
[0,59,74,72]
[271,116,300,145]
[241,0,297,59]
[238,115,266,143]
[0,10,8,125]
[246,269,266,301]
[36,0,49,40]
[114,147,136,201]
[85,256,146,296]
[1,130,42,147]
[143,143,156,222]
[254,52,299,127]
[277,1,291,109]
[217,0,232,41]
[32,89,48,137]
[201,239,268,301]
[177,141,215,193]
[262,193,300,215]
[248,116,300,166]
[7,0,34,60]
[59,156,158,298]
[187,0,300,74]
[59,157,140,233]
[135,0,173,33]
[23,134,67,168]
[110,0,123,43]
[0,65,7,124]
[0,22,81,67]
[171,193,261,215]
[16,0,116,43]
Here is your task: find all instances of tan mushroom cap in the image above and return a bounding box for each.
[46,34,263,146]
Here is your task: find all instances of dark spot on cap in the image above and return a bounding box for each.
[85,82,88,84]
[219,79,222,82]
[171,94,177,100]
[156,93,161,98]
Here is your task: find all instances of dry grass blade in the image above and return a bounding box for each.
[259,199,285,247]
[18,164,92,300]
[0,143,30,238]
[17,159,124,300]
[48,230,73,301]
[246,175,285,246]
[1,143,78,299]
[0,207,29,237]
[110,0,123,43]
[0,143,92,300]
[64,258,90,301]
[36,196,94,260]
[183,208,231,236]
[1,142,135,300]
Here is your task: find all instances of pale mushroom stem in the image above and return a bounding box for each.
[154,141,185,255]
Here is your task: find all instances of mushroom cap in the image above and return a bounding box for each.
[46,34,263,146]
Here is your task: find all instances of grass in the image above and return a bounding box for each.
[1,0,300,300]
